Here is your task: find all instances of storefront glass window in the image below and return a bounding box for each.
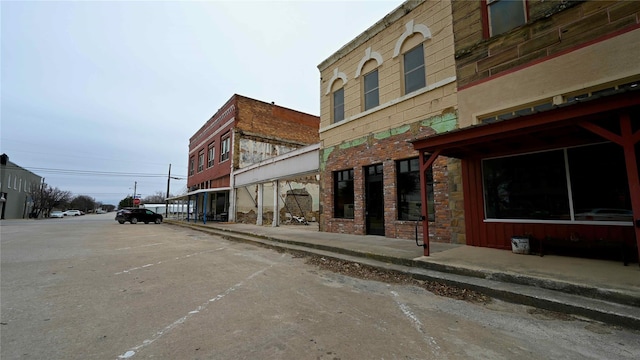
[482,142,631,222]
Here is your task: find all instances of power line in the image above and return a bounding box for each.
[1,143,189,171]
[3,164,186,179]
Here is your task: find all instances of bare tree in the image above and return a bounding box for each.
[43,186,72,215]
[28,183,72,218]
[143,191,168,204]
[29,182,46,218]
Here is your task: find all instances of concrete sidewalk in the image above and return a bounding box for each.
[166,219,640,329]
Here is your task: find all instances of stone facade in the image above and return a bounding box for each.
[454,0,640,89]
[452,0,640,128]
[318,0,461,242]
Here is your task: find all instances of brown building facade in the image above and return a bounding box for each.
[412,0,640,261]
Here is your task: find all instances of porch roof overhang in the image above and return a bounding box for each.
[410,90,640,158]
[234,143,320,187]
[166,187,231,201]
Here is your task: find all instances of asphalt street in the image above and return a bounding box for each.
[1,214,639,359]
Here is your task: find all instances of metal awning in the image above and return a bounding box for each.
[166,187,231,201]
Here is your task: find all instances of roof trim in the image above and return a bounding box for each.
[410,90,640,157]
[318,0,424,71]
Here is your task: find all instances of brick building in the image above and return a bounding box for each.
[412,0,640,260]
[317,0,459,242]
[183,94,319,223]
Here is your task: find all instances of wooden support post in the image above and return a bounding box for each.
[419,150,441,256]
[619,113,640,264]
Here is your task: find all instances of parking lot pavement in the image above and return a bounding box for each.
[2,215,639,359]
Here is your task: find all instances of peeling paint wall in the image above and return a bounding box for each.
[234,176,320,225]
[238,138,298,169]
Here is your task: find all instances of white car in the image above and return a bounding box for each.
[50,211,64,218]
[63,210,82,216]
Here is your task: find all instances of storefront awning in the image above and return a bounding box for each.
[166,187,231,201]
[410,89,640,159]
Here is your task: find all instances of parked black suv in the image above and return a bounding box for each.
[115,208,163,224]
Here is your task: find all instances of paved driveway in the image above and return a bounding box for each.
[1,214,639,359]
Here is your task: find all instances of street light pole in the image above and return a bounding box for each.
[0,154,7,220]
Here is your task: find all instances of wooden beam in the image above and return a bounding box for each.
[579,122,623,145]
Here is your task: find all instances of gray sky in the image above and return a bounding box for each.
[1,0,403,206]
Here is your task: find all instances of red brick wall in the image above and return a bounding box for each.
[188,95,320,190]
[235,96,319,145]
[320,123,453,242]
[187,103,235,190]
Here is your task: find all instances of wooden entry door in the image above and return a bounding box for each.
[365,164,385,236]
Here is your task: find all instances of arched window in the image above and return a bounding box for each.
[327,68,348,123]
[393,20,431,95]
[356,48,383,111]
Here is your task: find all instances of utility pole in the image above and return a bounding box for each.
[0,154,7,220]
[166,164,171,217]
[39,177,45,218]
[133,181,137,207]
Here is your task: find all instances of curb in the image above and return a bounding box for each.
[166,220,640,330]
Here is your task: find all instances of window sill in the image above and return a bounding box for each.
[321,76,456,133]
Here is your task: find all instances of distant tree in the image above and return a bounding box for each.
[119,196,133,209]
[28,183,72,218]
[43,186,72,215]
[142,191,168,204]
[103,204,116,212]
[70,195,96,213]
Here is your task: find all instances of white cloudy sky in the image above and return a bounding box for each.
[1,0,403,205]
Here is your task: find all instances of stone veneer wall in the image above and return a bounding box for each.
[453,0,640,88]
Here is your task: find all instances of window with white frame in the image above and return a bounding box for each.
[403,44,426,95]
[220,135,230,162]
[482,142,631,222]
[207,142,215,168]
[189,157,195,176]
[363,69,379,111]
[486,0,527,37]
[333,88,345,123]
[197,151,204,172]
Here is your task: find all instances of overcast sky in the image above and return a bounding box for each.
[1,0,403,206]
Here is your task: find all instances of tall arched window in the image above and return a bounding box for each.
[333,87,345,123]
[403,44,425,95]
[393,20,431,96]
[326,68,348,123]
